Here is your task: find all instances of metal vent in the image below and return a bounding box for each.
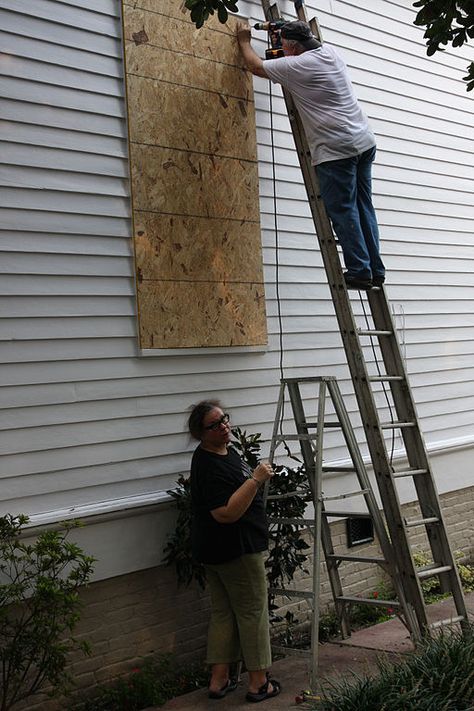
[346,516,374,547]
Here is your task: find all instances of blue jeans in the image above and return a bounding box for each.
[316,146,385,280]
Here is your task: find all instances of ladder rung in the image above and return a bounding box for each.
[322,510,370,518]
[336,595,401,609]
[368,375,404,382]
[296,422,342,430]
[392,468,428,478]
[323,488,370,501]
[273,434,318,442]
[269,587,314,600]
[358,329,392,336]
[267,490,310,501]
[268,517,315,526]
[380,421,416,429]
[327,554,387,565]
[271,645,311,658]
[404,516,439,527]
[281,376,335,384]
[429,615,465,630]
[417,564,452,580]
[321,465,356,473]
[299,421,341,429]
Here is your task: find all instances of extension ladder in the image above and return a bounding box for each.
[259,0,468,643]
[267,376,415,686]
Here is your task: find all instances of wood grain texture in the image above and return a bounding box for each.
[130,144,260,221]
[135,213,262,282]
[123,0,267,349]
[138,280,267,348]
[126,76,255,156]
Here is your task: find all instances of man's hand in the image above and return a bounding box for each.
[236,20,252,46]
[236,20,268,78]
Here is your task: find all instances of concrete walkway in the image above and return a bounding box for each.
[159,592,473,710]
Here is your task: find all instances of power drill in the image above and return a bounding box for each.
[253,20,286,59]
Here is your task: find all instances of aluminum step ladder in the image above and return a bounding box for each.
[259,0,468,642]
[266,376,414,687]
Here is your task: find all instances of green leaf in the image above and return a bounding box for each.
[217,3,228,23]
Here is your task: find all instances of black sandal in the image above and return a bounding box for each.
[208,677,238,699]
[245,677,281,703]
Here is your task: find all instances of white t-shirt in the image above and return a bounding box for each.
[264,45,375,165]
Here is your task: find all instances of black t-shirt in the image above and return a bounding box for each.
[190,446,269,564]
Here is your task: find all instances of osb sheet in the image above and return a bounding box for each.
[125,44,252,97]
[130,144,260,221]
[135,213,263,282]
[124,0,235,29]
[123,6,239,65]
[127,77,256,159]
[123,0,267,349]
[138,281,267,349]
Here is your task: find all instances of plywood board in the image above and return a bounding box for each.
[135,213,264,282]
[123,0,267,349]
[138,280,267,348]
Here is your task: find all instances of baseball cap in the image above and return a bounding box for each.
[280,20,321,49]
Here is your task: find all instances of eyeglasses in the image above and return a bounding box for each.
[203,413,230,431]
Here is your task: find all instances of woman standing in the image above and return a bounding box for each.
[188,400,281,703]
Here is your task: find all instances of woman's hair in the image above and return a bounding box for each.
[188,399,222,440]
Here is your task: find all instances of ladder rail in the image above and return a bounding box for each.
[286,380,350,638]
[310,380,325,678]
[367,291,469,609]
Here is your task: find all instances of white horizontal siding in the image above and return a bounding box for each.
[0,0,473,526]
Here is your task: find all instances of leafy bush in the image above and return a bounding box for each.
[162,475,206,589]
[413,550,474,603]
[265,462,311,592]
[413,0,474,91]
[0,514,94,710]
[79,655,208,711]
[184,0,237,29]
[314,622,474,710]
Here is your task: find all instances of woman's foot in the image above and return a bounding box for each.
[246,677,281,702]
[208,677,238,699]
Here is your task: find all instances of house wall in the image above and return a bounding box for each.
[0,0,473,573]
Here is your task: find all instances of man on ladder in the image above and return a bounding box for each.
[237,19,385,291]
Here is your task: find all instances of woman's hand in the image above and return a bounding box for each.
[252,461,274,486]
[211,461,274,524]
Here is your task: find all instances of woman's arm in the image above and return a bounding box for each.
[211,461,273,524]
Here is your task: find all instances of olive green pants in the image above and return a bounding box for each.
[204,552,272,671]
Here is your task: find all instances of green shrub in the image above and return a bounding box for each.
[413,550,474,603]
[0,514,94,711]
[78,655,208,711]
[162,475,206,589]
[314,622,474,711]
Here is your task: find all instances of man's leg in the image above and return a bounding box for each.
[316,156,372,280]
[356,146,385,281]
